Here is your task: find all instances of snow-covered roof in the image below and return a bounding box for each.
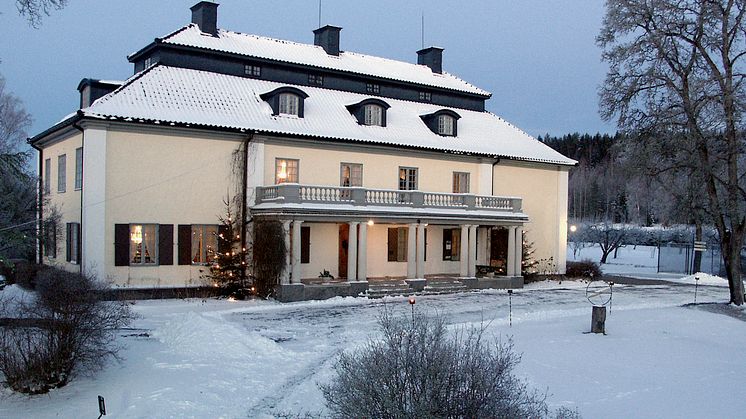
[155,24,490,97]
[83,65,576,166]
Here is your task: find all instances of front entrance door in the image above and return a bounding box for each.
[490,228,508,275]
[338,224,349,279]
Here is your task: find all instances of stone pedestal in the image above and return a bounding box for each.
[591,306,606,334]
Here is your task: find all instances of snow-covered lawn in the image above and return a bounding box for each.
[1,280,744,418]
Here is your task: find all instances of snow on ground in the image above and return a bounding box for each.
[1,278,744,418]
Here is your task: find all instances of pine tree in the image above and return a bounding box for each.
[205,205,250,298]
[521,231,539,276]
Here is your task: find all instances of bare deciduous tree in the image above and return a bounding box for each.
[15,0,67,28]
[599,0,746,304]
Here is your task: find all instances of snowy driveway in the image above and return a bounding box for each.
[1,281,744,419]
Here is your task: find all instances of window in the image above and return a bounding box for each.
[387,227,408,262]
[44,158,51,194]
[129,224,157,265]
[66,222,80,264]
[419,91,432,102]
[438,114,455,136]
[75,147,83,190]
[244,64,261,77]
[308,73,324,86]
[366,83,380,94]
[340,163,363,187]
[278,93,300,116]
[191,225,218,264]
[144,57,153,68]
[44,223,56,258]
[399,167,418,190]
[275,158,299,184]
[57,154,66,193]
[453,172,469,193]
[363,104,383,126]
[443,228,462,261]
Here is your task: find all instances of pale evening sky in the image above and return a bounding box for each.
[0,0,615,142]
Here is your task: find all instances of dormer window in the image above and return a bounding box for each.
[364,104,383,126]
[260,87,309,118]
[421,109,461,137]
[438,114,455,136]
[279,93,300,116]
[347,98,391,127]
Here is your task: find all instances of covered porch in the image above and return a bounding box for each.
[252,184,528,301]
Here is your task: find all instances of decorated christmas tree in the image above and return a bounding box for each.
[206,205,250,298]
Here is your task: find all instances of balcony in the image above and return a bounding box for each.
[255,184,522,213]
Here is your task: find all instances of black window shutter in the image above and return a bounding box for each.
[76,223,81,263]
[387,227,397,262]
[178,225,192,265]
[158,224,173,265]
[301,226,310,264]
[114,224,130,266]
[218,225,231,254]
[65,223,72,262]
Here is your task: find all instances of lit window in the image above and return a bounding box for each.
[452,172,469,193]
[129,224,157,265]
[442,228,461,261]
[278,93,300,116]
[191,225,218,264]
[57,154,66,193]
[75,147,83,190]
[438,114,455,136]
[399,167,418,190]
[244,64,261,77]
[387,227,408,262]
[366,83,380,94]
[419,91,431,101]
[308,74,324,86]
[363,104,383,126]
[340,163,363,187]
[44,158,51,195]
[275,158,299,184]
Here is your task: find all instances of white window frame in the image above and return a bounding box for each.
[278,93,300,116]
[74,147,83,190]
[129,223,158,266]
[57,154,66,193]
[340,163,363,187]
[44,158,51,195]
[275,158,299,184]
[191,224,218,265]
[363,104,383,126]
[67,222,80,264]
[438,114,455,136]
[244,64,261,77]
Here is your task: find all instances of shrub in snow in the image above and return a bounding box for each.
[565,260,602,279]
[0,268,135,394]
[321,311,555,418]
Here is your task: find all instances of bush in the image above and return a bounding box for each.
[565,260,602,279]
[252,219,287,298]
[321,311,551,418]
[0,268,135,393]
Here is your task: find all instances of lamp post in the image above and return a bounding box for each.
[408,296,416,328]
[507,290,513,327]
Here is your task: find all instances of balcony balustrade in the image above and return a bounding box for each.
[255,184,522,213]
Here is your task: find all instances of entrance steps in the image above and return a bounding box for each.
[422,279,469,295]
[366,279,412,298]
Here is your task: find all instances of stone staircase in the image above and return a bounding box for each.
[422,279,469,295]
[366,279,413,298]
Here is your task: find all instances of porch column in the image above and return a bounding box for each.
[281,220,291,284]
[358,222,368,281]
[514,228,523,276]
[459,224,469,277]
[468,225,478,277]
[416,224,425,279]
[291,220,303,284]
[407,223,417,279]
[347,222,358,282]
[507,226,516,276]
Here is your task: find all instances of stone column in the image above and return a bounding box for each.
[507,226,516,276]
[416,224,425,279]
[407,223,417,279]
[515,228,523,276]
[459,224,469,277]
[291,220,303,284]
[281,220,291,284]
[358,222,368,281]
[347,222,358,282]
[468,225,478,277]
